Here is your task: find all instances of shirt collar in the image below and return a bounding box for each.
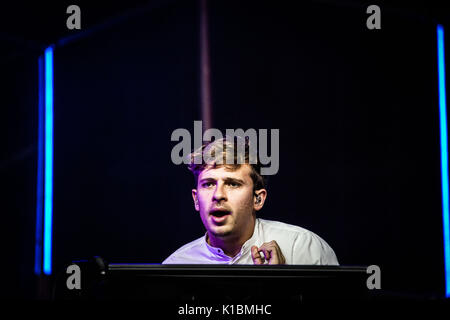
[203,218,261,258]
[204,233,229,259]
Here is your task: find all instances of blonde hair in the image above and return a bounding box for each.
[187,136,267,191]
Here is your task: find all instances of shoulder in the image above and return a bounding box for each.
[257,218,339,265]
[162,236,205,264]
[258,218,311,238]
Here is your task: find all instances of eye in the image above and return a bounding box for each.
[227,182,241,188]
[202,182,215,188]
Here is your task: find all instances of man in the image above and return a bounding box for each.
[163,137,338,265]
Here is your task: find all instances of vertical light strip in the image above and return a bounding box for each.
[437,24,450,298]
[200,0,212,131]
[43,46,54,275]
[34,56,44,275]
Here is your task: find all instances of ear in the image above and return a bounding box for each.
[253,189,267,211]
[192,189,199,211]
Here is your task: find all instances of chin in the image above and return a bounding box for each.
[209,226,232,238]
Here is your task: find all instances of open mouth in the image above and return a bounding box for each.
[210,210,230,217]
[209,209,231,223]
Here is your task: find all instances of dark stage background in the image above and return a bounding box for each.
[1,0,450,299]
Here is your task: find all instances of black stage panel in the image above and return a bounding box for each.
[55,260,373,302]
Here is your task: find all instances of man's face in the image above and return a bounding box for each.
[192,165,264,242]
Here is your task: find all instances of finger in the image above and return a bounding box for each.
[276,246,286,264]
[259,242,284,264]
[263,246,277,264]
[253,246,266,264]
[270,241,286,264]
[251,245,265,265]
[258,244,272,264]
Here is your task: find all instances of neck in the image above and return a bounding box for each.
[207,216,256,258]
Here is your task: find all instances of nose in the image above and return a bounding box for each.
[212,182,227,203]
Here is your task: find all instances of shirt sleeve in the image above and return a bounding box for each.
[161,256,172,264]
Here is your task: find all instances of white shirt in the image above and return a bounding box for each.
[162,218,339,265]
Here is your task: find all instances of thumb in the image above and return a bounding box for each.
[251,245,264,264]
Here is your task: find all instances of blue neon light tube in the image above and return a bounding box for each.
[43,46,54,275]
[437,24,450,298]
